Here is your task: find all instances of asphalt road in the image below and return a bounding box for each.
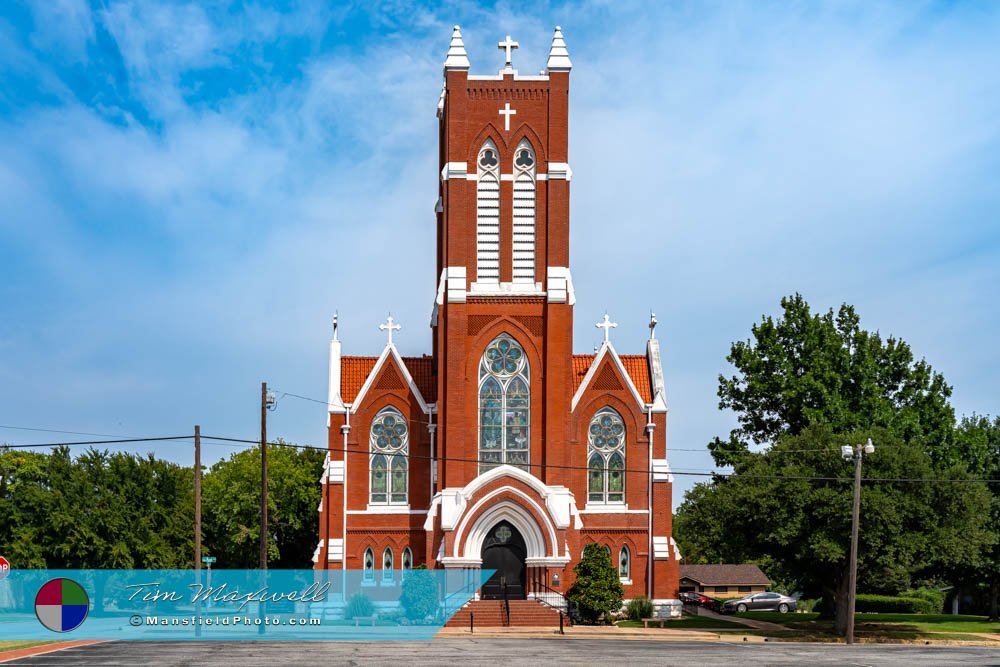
[6,639,1000,666]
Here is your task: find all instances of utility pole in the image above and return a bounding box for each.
[195,424,202,571]
[842,438,875,645]
[194,424,202,638]
[260,382,268,571]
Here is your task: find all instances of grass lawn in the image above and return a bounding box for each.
[617,615,747,629]
[0,641,56,653]
[735,611,1000,636]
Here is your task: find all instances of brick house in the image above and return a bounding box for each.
[314,26,682,619]
[679,564,771,598]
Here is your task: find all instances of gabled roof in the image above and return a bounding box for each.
[679,564,771,586]
[572,353,652,404]
[341,355,436,405]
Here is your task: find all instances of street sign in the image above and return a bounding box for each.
[202,556,216,564]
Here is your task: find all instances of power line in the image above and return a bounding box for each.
[196,435,1000,484]
[5,431,995,484]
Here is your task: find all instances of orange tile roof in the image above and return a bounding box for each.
[341,355,438,404]
[402,355,437,403]
[341,357,378,403]
[572,353,653,404]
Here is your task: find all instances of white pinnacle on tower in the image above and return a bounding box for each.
[444,25,470,71]
[546,25,572,72]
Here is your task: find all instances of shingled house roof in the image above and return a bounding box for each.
[679,564,771,586]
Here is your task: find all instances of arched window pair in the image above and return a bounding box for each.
[369,407,407,505]
[479,334,530,473]
[476,140,536,283]
[363,546,413,583]
[588,407,625,504]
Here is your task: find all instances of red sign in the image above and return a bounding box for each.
[0,556,9,580]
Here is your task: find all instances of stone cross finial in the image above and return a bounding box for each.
[649,311,658,340]
[596,312,618,343]
[332,311,339,341]
[379,313,401,346]
[498,35,519,68]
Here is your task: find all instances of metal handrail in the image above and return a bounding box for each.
[502,580,510,626]
[534,581,576,619]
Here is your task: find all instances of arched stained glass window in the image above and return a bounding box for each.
[619,546,630,580]
[588,407,626,504]
[370,407,408,505]
[363,548,375,582]
[401,547,413,572]
[382,547,394,582]
[479,334,530,473]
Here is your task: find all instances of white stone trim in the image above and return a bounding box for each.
[312,539,324,564]
[647,338,668,413]
[546,266,575,304]
[547,162,572,181]
[456,496,563,562]
[326,538,344,562]
[652,536,670,560]
[467,72,550,82]
[327,460,345,484]
[468,280,544,296]
[652,459,673,483]
[435,266,467,304]
[580,505,647,515]
[351,507,425,515]
[441,161,468,180]
[570,341,648,412]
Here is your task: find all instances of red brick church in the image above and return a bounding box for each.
[314,26,681,619]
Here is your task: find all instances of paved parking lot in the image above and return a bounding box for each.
[5,639,1000,666]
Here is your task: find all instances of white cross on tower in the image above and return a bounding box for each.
[379,313,401,346]
[499,102,516,131]
[596,312,618,343]
[498,35,519,68]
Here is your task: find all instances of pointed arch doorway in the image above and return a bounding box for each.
[480,520,527,600]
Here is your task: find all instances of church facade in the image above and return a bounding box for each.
[314,26,681,618]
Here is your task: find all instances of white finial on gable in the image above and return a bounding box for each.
[379,313,401,346]
[546,25,572,72]
[596,312,617,344]
[332,311,339,341]
[649,311,657,340]
[444,25,470,71]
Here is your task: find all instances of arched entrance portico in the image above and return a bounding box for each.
[480,520,526,600]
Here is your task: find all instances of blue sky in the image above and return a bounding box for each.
[1,1,999,509]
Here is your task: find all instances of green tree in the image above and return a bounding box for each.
[710,294,955,466]
[949,415,1000,620]
[676,426,991,635]
[400,565,439,621]
[677,295,992,636]
[567,543,624,624]
[202,441,323,568]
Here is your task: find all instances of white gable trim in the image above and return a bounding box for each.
[571,341,647,412]
[349,343,432,415]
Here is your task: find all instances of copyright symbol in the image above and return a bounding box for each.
[129,615,143,626]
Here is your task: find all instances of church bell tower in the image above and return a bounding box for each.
[432,27,576,491]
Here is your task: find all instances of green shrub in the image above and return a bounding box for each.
[567,544,624,624]
[626,596,654,621]
[797,598,820,613]
[345,593,375,619]
[855,594,935,614]
[401,565,439,621]
[901,588,946,614]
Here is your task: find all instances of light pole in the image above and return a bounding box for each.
[841,437,875,645]
[260,382,277,570]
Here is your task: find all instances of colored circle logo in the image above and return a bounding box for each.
[34,578,89,633]
[0,556,9,581]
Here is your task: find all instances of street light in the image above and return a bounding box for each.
[843,437,875,645]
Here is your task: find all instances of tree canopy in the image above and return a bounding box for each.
[676,295,994,634]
